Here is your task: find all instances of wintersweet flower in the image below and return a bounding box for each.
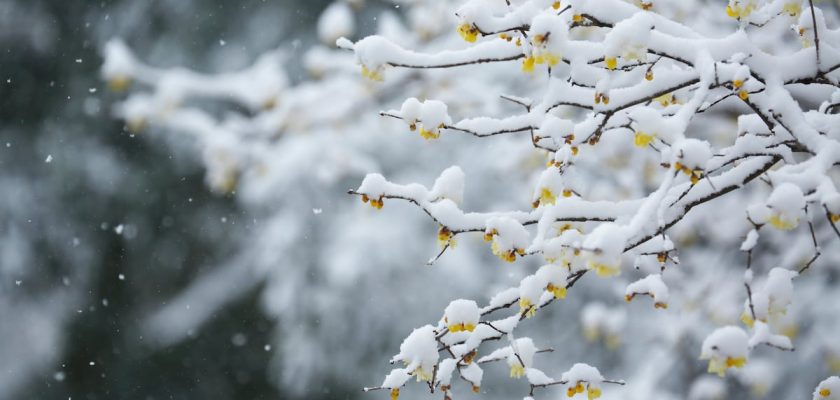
[457,23,479,43]
[726,0,756,19]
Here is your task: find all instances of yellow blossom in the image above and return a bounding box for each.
[739,90,749,100]
[583,327,599,342]
[361,65,383,81]
[447,322,476,333]
[783,2,801,16]
[821,388,832,397]
[768,214,798,230]
[740,312,756,328]
[519,298,537,318]
[484,229,497,242]
[588,385,602,400]
[510,364,526,378]
[540,187,557,205]
[590,262,620,277]
[108,76,131,92]
[457,23,479,43]
[491,241,517,262]
[655,93,673,107]
[413,367,433,382]
[437,226,457,249]
[390,388,399,400]
[522,56,536,73]
[553,1,561,10]
[634,131,655,148]
[707,356,747,377]
[419,126,440,140]
[605,57,617,70]
[726,2,755,19]
[546,282,567,299]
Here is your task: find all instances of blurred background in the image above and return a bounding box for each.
[3,1,840,400]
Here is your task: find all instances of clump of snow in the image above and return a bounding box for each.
[560,363,604,385]
[765,183,805,230]
[428,166,465,205]
[317,2,355,46]
[535,264,570,299]
[748,321,793,350]
[393,325,439,382]
[582,223,627,277]
[486,217,530,262]
[673,139,712,171]
[444,299,480,332]
[625,274,669,308]
[814,376,840,400]
[744,267,798,324]
[700,326,749,377]
[604,12,655,68]
[740,229,760,251]
[381,368,411,389]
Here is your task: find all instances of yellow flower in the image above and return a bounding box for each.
[361,65,383,81]
[707,356,747,377]
[519,298,537,318]
[107,76,131,92]
[605,334,621,350]
[457,23,479,43]
[447,322,476,333]
[390,388,399,400]
[522,56,536,73]
[783,2,801,16]
[605,57,617,70]
[567,382,585,397]
[821,388,831,397]
[645,70,654,81]
[419,126,440,140]
[587,385,602,400]
[413,367,433,382]
[510,363,526,378]
[590,262,620,277]
[733,79,744,89]
[540,187,557,205]
[553,1,562,9]
[634,131,654,148]
[738,90,749,100]
[365,196,384,209]
[491,241,517,262]
[484,229,498,242]
[438,226,457,249]
[740,312,755,328]
[726,2,755,19]
[572,14,583,23]
[546,283,567,299]
[831,213,840,223]
[768,214,798,230]
[655,93,673,107]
